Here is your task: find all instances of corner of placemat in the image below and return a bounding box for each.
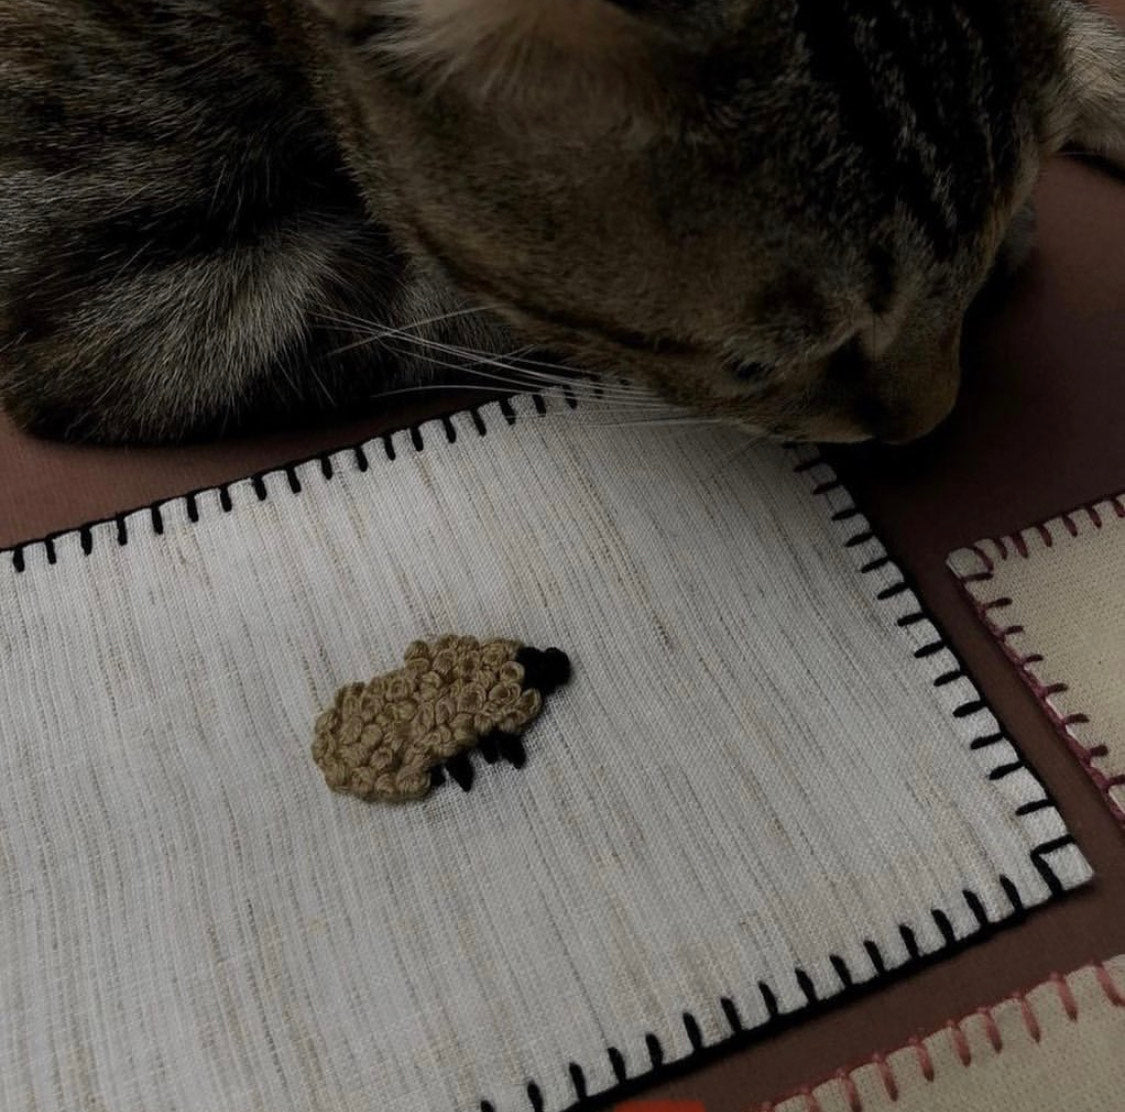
[948,496,1125,826]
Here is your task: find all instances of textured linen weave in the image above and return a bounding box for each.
[949,494,1125,823]
[0,393,1090,1112]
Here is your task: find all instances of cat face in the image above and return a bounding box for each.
[310,0,1063,442]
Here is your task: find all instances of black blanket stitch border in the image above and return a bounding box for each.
[1,388,1086,1112]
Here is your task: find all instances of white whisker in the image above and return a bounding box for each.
[372,340,673,409]
[316,312,657,401]
[358,330,669,405]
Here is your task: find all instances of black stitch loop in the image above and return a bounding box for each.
[989,759,1025,781]
[964,889,989,929]
[1032,834,1075,858]
[1000,875,1025,916]
[568,1063,587,1101]
[758,981,780,1019]
[932,908,956,945]
[795,968,818,1004]
[913,640,946,658]
[953,699,987,718]
[526,1081,544,1112]
[1030,840,1070,896]
[720,996,743,1033]
[864,939,887,975]
[682,1011,704,1051]
[830,954,853,988]
[971,731,1006,750]
[875,581,909,600]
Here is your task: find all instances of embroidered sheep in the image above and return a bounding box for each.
[312,634,570,802]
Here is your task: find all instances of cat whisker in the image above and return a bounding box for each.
[584,415,723,430]
[337,326,666,404]
[316,310,654,397]
[368,329,660,402]
[368,340,673,409]
[701,429,773,475]
[314,304,494,338]
[361,383,685,419]
[374,341,672,406]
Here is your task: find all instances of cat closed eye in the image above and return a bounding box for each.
[733,361,773,382]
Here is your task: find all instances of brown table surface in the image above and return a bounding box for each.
[2,158,1123,1112]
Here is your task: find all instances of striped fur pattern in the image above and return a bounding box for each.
[0,0,1121,443]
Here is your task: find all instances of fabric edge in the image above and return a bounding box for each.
[947,498,1125,827]
[755,954,1125,1112]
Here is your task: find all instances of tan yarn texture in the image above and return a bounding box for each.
[312,635,542,802]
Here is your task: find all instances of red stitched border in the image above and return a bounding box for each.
[947,498,1125,826]
[752,958,1125,1111]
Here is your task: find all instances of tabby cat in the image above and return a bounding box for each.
[1,0,1122,443]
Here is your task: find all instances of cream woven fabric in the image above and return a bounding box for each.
[0,394,1089,1112]
[762,955,1125,1112]
[949,495,1125,823]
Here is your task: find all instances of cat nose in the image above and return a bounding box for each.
[862,325,961,444]
[869,386,958,444]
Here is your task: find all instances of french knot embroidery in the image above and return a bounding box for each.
[312,635,571,803]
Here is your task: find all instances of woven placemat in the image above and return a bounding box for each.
[759,955,1125,1112]
[949,494,1125,824]
[0,393,1090,1112]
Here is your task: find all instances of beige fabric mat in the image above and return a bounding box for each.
[0,393,1090,1112]
[949,495,1125,823]
[761,955,1125,1112]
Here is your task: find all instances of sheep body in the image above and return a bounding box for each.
[312,635,569,802]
